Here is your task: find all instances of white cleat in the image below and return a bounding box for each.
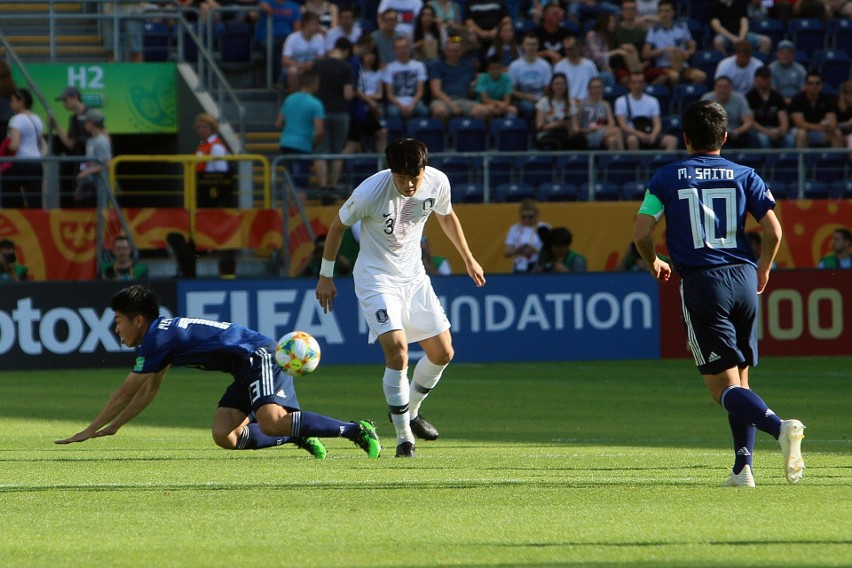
[724,464,756,488]
[779,419,806,484]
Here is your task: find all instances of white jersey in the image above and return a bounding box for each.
[339,166,452,287]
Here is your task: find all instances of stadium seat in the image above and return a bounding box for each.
[661,115,684,146]
[345,157,380,188]
[555,153,592,186]
[179,24,199,63]
[218,20,253,64]
[767,180,792,199]
[808,151,848,184]
[451,182,484,203]
[750,18,785,49]
[802,180,829,199]
[433,156,471,186]
[829,180,852,199]
[143,21,171,62]
[448,117,487,152]
[514,18,536,44]
[586,181,620,201]
[382,117,404,144]
[487,156,515,188]
[687,19,708,50]
[494,182,536,203]
[559,19,581,36]
[685,0,708,22]
[672,83,708,114]
[597,154,641,185]
[811,49,851,89]
[406,118,445,151]
[603,84,628,106]
[767,152,801,185]
[621,181,647,201]
[516,155,555,187]
[490,117,529,152]
[786,18,826,56]
[644,84,671,116]
[828,18,851,53]
[642,153,681,178]
[729,152,763,175]
[537,181,579,202]
[691,50,724,87]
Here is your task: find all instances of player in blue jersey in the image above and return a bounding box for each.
[632,100,806,487]
[55,285,381,459]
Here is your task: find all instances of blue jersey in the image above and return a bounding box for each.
[133,317,273,375]
[640,153,776,273]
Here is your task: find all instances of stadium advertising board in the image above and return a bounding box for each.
[12,63,176,134]
[0,281,177,370]
[178,273,660,365]
[660,270,852,358]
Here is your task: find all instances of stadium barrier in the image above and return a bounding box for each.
[2,271,850,370]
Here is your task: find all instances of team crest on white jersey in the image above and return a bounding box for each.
[376,309,389,323]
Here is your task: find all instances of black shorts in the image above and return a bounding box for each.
[679,263,759,375]
[347,112,384,142]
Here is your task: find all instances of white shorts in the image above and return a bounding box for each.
[355,275,450,344]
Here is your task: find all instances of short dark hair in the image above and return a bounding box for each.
[110,285,160,322]
[334,37,353,54]
[835,228,852,242]
[0,238,14,249]
[385,138,428,177]
[682,100,728,151]
[12,88,33,109]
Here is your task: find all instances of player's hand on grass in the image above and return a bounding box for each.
[55,430,96,445]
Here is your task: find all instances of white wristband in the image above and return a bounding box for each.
[319,258,335,278]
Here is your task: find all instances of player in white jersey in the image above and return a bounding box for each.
[316,138,486,457]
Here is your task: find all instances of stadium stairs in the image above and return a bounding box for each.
[0,2,106,61]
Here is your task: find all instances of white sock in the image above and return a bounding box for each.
[383,367,413,444]
[409,357,447,419]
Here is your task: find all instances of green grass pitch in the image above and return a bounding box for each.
[1,357,850,567]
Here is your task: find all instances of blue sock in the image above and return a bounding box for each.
[720,386,782,439]
[236,423,293,449]
[728,414,756,474]
[290,411,359,439]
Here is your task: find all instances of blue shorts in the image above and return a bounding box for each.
[218,344,301,415]
[679,263,759,375]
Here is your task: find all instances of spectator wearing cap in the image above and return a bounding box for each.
[3,88,45,208]
[714,40,764,95]
[768,40,807,105]
[746,66,795,148]
[50,86,91,206]
[75,110,112,206]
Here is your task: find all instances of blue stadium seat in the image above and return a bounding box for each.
[490,117,529,152]
[687,19,708,50]
[586,181,620,201]
[644,84,671,116]
[685,0,708,22]
[451,183,484,203]
[750,18,785,49]
[808,151,848,184]
[603,84,628,106]
[382,117,404,144]
[434,157,472,186]
[811,49,851,89]
[555,153,592,186]
[514,18,536,44]
[597,154,641,185]
[494,182,536,203]
[672,83,709,114]
[767,180,792,199]
[143,21,171,62]
[828,18,851,52]
[448,117,487,152]
[786,18,826,57]
[516,155,555,187]
[661,115,684,147]
[691,50,724,88]
[803,180,829,199]
[487,156,515,188]
[406,118,445,151]
[642,153,680,178]
[830,180,852,199]
[559,20,581,36]
[730,152,763,175]
[767,152,801,185]
[218,21,253,64]
[621,181,647,201]
[346,157,380,187]
[537,181,579,202]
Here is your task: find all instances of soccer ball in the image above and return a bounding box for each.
[275,331,321,376]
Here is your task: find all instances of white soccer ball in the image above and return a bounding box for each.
[275,331,321,376]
